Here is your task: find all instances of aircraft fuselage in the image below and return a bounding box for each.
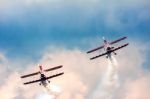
[40,73,50,87]
[104,40,116,59]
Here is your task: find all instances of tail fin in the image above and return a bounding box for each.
[103,36,107,44]
[39,65,44,73]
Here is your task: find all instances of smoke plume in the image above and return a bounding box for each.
[92,56,119,99]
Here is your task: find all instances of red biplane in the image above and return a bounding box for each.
[87,36,129,60]
[21,65,64,87]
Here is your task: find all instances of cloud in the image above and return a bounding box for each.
[0,0,149,24]
[124,76,150,99]
[0,72,23,99]
[0,40,149,99]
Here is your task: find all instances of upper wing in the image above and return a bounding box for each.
[21,65,63,78]
[21,72,40,78]
[23,72,64,85]
[110,37,127,45]
[44,65,63,72]
[111,43,129,52]
[87,45,104,54]
[90,52,108,60]
[87,36,127,53]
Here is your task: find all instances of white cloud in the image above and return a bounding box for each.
[124,76,150,99]
[0,72,21,99]
[0,40,149,99]
[0,0,149,24]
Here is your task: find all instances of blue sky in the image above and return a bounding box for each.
[0,1,150,99]
[0,0,149,62]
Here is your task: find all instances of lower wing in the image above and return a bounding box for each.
[90,52,108,60]
[111,43,129,52]
[90,43,129,60]
[23,72,64,85]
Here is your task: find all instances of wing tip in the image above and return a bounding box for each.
[90,56,98,60]
[20,76,24,78]
[125,43,129,46]
[56,72,64,76]
[20,76,26,78]
[87,51,91,54]
[90,58,94,60]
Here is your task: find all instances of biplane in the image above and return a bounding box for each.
[87,36,129,60]
[20,65,64,87]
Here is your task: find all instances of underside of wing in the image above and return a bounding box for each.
[44,65,63,72]
[87,45,104,53]
[111,43,129,52]
[110,37,127,45]
[90,52,108,60]
[46,72,64,80]
[23,72,64,85]
[21,71,40,78]
[90,43,129,60]
[23,79,42,85]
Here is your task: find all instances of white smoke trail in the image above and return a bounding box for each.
[91,56,119,99]
[104,56,119,90]
[36,84,61,99]
[35,92,55,99]
[46,84,61,97]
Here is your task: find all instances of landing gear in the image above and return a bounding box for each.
[39,83,41,85]
[48,81,50,83]
[113,52,117,55]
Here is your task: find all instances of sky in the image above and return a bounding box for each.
[0,0,150,99]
